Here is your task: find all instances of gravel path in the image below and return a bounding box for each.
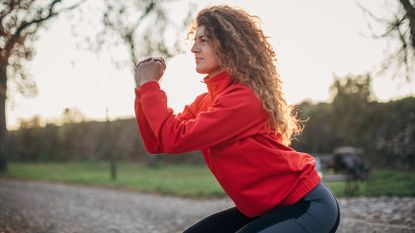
[0,179,413,233]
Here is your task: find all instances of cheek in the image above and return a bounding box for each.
[207,49,217,62]
[204,49,219,66]
[195,46,220,74]
[208,55,220,69]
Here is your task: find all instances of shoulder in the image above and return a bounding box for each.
[191,92,210,107]
[194,92,210,102]
[221,83,262,106]
[216,83,266,116]
[187,92,210,113]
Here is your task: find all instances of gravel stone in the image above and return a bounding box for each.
[0,179,414,233]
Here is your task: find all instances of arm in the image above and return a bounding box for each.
[134,89,206,154]
[175,93,208,121]
[133,56,167,154]
[138,81,265,154]
[135,92,164,154]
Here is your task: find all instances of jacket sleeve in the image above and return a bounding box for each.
[174,93,208,121]
[137,81,265,154]
[134,88,206,154]
[134,96,165,154]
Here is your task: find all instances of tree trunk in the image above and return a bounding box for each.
[110,157,117,180]
[105,108,117,180]
[400,0,415,53]
[0,63,8,172]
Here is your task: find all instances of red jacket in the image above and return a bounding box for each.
[135,71,320,217]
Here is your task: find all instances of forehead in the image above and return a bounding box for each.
[195,25,208,37]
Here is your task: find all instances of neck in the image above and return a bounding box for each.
[207,68,225,78]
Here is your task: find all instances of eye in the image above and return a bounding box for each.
[194,36,209,44]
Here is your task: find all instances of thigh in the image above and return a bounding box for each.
[183,206,255,233]
[236,201,311,233]
[297,182,340,233]
[237,182,340,233]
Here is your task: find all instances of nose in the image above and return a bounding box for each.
[191,42,199,53]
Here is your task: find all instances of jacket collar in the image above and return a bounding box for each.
[203,71,234,98]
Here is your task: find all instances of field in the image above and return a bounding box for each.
[2,162,414,197]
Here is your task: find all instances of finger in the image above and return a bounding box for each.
[157,56,165,63]
[153,59,166,72]
[139,57,152,65]
[152,57,163,63]
[135,57,152,68]
[160,57,166,70]
[160,57,165,67]
[161,60,166,71]
[153,57,165,63]
[142,57,153,63]
[156,60,164,70]
[154,57,166,70]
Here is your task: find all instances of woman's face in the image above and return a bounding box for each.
[191,26,223,77]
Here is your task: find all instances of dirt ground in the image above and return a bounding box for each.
[0,179,413,233]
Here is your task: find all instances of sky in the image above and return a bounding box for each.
[6,0,415,130]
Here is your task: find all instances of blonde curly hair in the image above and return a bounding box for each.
[190,5,303,145]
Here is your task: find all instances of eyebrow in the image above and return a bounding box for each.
[195,34,209,39]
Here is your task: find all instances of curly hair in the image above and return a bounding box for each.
[190,5,303,145]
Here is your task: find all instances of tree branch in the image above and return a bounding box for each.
[356,1,391,24]
[132,1,156,29]
[399,0,415,53]
[4,0,86,58]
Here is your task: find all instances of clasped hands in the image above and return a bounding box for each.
[135,57,166,87]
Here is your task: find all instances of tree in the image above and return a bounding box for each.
[81,0,194,168]
[61,107,86,125]
[329,74,374,146]
[1,0,194,171]
[73,0,194,72]
[294,74,374,152]
[359,0,415,81]
[0,0,85,172]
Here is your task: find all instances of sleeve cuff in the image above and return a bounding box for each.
[135,81,160,97]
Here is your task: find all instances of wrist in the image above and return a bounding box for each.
[137,79,156,88]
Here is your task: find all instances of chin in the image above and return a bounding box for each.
[195,66,208,74]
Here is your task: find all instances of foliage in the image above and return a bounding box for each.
[0,0,193,172]
[7,118,203,164]
[293,74,415,170]
[6,74,415,170]
[0,0,85,172]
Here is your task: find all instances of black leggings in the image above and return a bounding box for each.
[183,181,340,233]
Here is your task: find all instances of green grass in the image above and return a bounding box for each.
[2,162,225,198]
[2,162,414,197]
[361,169,415,196]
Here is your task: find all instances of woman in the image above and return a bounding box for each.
[134,5,340,233]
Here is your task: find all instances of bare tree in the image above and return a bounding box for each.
[92,0,194,69]
[76,0,194,169]
[0,0,85,171]
[358,0,415,81]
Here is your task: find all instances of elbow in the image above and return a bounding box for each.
[163,142,190,154]
[144,144,164,154]
[147,149,161,154]
[163,144,180,154]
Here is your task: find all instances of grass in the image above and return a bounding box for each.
[3,162,224,198]
[361,169,415,196]
[2,162,414,198]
